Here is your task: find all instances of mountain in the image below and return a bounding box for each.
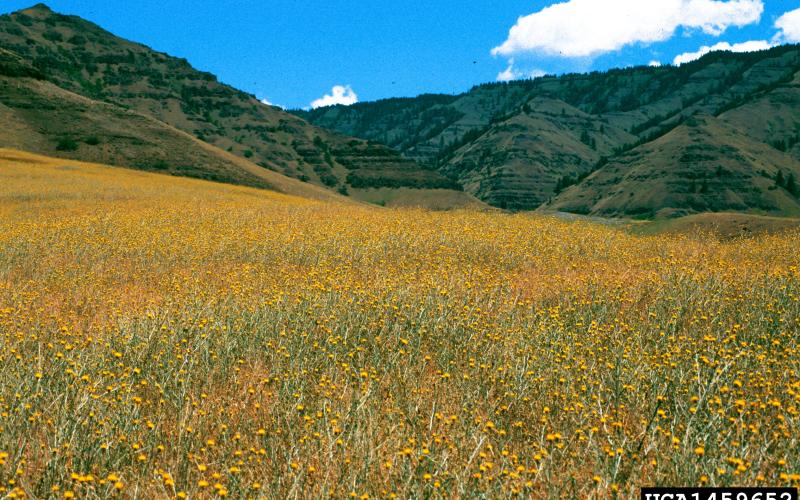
[298,45,800,216]
[0,4,477,208]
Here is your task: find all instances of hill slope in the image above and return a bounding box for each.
[0,4,471,206]
[299,45,800,215]
[547,117,800,217]
[0,51,344,201]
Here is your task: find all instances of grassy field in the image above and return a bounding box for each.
[634,212,800,240]
[1,150,799,498]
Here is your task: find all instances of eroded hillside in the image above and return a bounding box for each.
[300,46,800,215]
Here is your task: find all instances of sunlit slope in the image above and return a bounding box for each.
[0,41,346,202]
[349,186,490,210]
[636,212,800,239]
[0,75,256,189]
[0,71,347,202]
[548,117,800,218]
[0,148,337,212]
[0,149,799,497]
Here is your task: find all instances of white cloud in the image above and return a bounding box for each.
[497,62,518,82]
[775,7,800,43]
[648,60,662,67]
[672,39,772,65]
[496,60,547,81]
[491,0,763,59]
[310,85,358,109]
[259,97,285,109]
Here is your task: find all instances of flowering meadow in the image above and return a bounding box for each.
[0,150,799,498]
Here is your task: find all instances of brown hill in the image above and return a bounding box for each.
[0,51,343,201]
[299,45,800,216]
[0,4,470,207]
[547,117,800,218]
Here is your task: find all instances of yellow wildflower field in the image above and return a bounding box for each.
[0,150,798,498]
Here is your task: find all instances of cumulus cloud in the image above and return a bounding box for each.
[260,97,285,109]
[310,85,358,109]
[672,39,772,65]
[491,0,763,59]
[670,5,800,67]
[648,60,662,67]
[775,7,800,43]
[496,62,519,82]
[496,60,547,81]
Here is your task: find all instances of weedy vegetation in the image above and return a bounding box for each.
[0,151,799,498]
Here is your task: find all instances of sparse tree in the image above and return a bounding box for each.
[776,170,785,187]
[787,173,798,196]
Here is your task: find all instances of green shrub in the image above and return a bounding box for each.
[55,137,78,151]
[42,31,63,42]
[787,173,798,197]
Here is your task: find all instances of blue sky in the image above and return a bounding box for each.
[1,1,799,109]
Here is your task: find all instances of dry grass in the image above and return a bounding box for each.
[637,212,800,240]
[348,187,489,210]
[0,151,799,498]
